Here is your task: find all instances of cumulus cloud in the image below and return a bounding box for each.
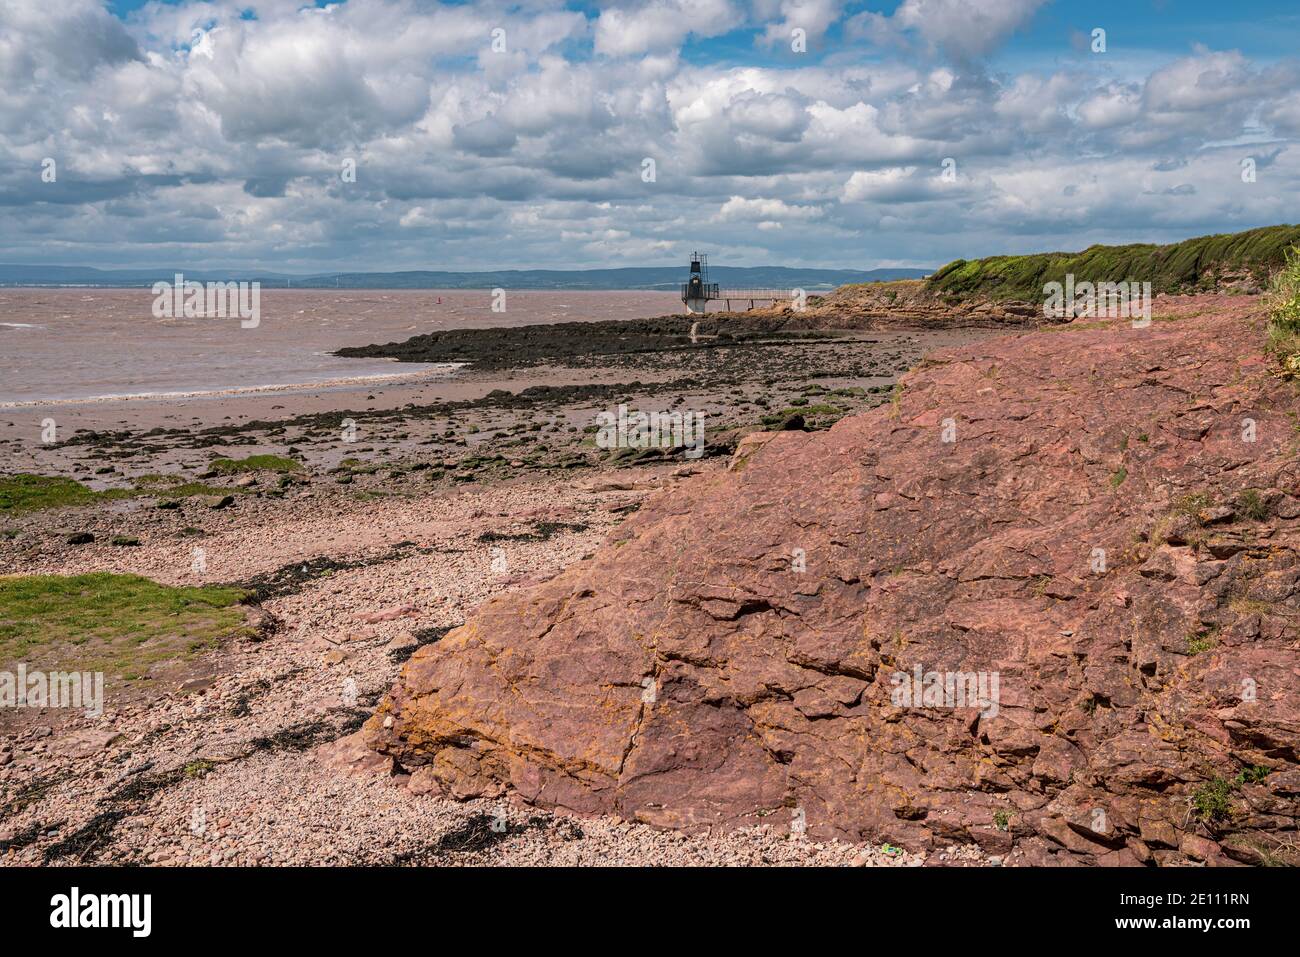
[0,0,1297,272]
[0,0,140,84]
[848,0,1047,62]
[594,0,738,57]
[1077,84,1143,130]
[452,115,518,156]
[757,0,843,47]
[718,195,823,220]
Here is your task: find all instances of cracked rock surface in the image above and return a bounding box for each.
[367,294,1300,866]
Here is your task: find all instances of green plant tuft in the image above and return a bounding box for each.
[1266,245,1300,375]
[1191,777,1236,823]
[1236,488,1268,521]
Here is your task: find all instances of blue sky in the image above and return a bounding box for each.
[3,1,1299,272]
[103,1,1300,59]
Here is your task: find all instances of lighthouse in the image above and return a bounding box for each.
[680,252,791,314]
[681,252,717,314]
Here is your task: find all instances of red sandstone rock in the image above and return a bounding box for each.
[366,295,1300,865]
[356,604,420,624]
[315,730,393,778]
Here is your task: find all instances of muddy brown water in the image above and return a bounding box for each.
[0,288,684,406]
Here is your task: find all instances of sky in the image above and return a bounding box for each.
[1,0,1298,272]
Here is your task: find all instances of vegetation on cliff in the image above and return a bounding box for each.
[1266,246,1300,377]
[926,224,1300,301]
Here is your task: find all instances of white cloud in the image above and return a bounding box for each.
[849,0,1047,61]
[594,0,737,57]
[1077,84,1143,129]
[1143,48,1261,115]
[758,0,843,47]
[841,165,962,203]
[0,0,139,84]
[0,0,1296,273]
[718,195,823,220]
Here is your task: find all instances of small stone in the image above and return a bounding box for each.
[1197,505,1235,525]
[385,633,418,655]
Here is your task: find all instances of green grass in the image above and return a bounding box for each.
[208,454,303,475]
[0,474,113,513]
[760,404,844,428]
[1236,489,1268,521]
[927,224,1300,302]
[0,473,239,515]
[1172,491,1215,518]
[0,572,250,681]
[183,759,218,779]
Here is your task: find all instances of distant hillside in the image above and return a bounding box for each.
[288,266,930,290]
[0,263,930,290]
[927,224,1300,301]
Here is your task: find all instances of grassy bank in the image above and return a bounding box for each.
[927,224,1300,301]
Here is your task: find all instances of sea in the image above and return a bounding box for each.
[0,288,681,407]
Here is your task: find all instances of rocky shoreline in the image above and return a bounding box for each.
[365,293,1300,867]
[4,469,937,866]
[1,317,992,866]
[4,293,1293,867]
[333,287,1046,371]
